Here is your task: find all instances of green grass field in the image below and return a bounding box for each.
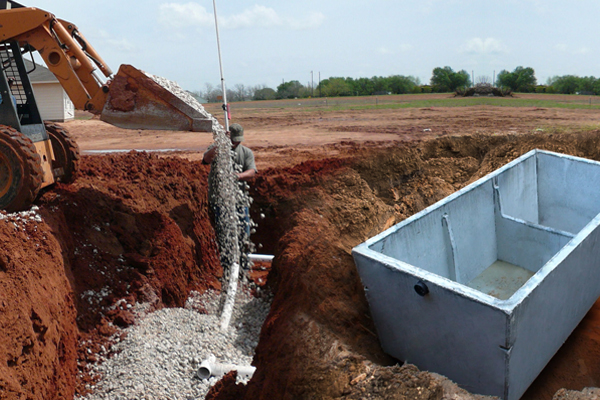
[216,93,600,114]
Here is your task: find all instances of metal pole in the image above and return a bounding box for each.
[213,0,229,131]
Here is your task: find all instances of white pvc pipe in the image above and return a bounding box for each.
[219,261,240,331]
[248,254,274,263]
[197,355,256,380]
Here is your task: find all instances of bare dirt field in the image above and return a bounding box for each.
[3,94,600,400]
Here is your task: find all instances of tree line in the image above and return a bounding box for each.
[192,67,600,102]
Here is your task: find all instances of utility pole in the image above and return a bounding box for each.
[311,70,314,97]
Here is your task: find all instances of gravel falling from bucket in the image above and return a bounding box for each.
[145,73,255,330]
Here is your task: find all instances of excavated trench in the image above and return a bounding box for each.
[3,131,600,399]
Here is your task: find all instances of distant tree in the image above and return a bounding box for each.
[277,80,304,99]
[253,87,276,100]
[578,76,597,94]
[546,75,600,95]
[320,77,352,97]
[547,75,580,94]
[430,66,471,92]
[593,79,600,96]
[388,75,419,94]
[200,83,222,103]
[354,77,376,96]
[371,76,390,94]
[230,84,248,102]
[476,76,491,85]
[297,86,313,98]
[496,66,537,92]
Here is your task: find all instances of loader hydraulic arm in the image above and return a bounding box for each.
[0,6,112,114]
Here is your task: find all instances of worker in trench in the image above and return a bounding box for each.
[202,123,257,270]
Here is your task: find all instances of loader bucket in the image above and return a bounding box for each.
[100,64,214,132]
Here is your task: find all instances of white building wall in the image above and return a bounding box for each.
[31,82,74,122]
[63,90,75,121]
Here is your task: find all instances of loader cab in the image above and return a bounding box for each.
[0,0,25,10]
[0,39,69,212]
[0,41,48,140]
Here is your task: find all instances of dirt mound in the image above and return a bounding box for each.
[0,151,222,399]
[0,210,78,399]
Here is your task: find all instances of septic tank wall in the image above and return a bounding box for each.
[537,152,600,233]
[502,151,600,399]
[494,152,573,274]
[368,177,498,284]
[353,150,600,399]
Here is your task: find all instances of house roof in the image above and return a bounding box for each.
[23,59,58,83]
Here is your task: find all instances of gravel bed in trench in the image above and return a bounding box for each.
[76,287,271,400]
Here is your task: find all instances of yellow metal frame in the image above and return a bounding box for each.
[0,7,113,114]
[33,138,54,188]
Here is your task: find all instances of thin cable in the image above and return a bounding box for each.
[212,0,229,131]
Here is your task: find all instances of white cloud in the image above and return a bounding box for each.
[554,43,568,52]
[158,3,324,31]
[290,11,325,30]
[97,30,135,52]
[460,38,508,55]
[158,3,213,29]
[554,43,590,55]
[377,44,412,55]
[222,5,281,28]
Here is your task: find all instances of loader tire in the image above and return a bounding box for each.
[0,125,43,212]
[45,122,80,183]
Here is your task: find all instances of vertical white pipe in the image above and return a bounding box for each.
[220,260,240,331]
[213,0,238,331]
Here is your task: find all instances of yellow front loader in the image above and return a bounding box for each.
[0,0,213,212]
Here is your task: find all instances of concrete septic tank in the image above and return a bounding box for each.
[352,149,600,400]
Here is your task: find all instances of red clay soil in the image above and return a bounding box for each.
[6,109,600,399]
[217,131,600,400]
[0,152,222,399]
[0,212,78,399]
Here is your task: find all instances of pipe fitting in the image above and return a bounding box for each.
[197,355,256,380]
[414,280,429,296]
[248,254,274,263]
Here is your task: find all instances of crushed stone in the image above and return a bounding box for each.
[75,287,271,400]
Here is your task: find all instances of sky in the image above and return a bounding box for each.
[25,0,600,92]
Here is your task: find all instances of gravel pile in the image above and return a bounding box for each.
[76,287,271,400]
[0,205,42,226]
[145,72,216,126]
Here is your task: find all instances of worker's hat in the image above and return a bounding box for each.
[229,123,244,142]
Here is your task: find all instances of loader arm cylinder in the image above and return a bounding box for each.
[16,23,109,112]
[58,19,113,77]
